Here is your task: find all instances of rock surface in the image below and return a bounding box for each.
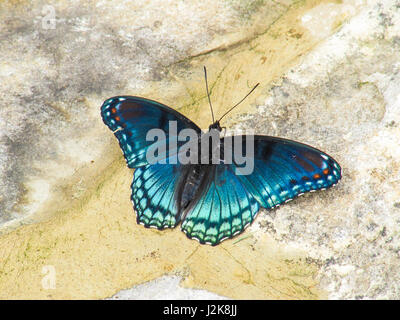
[0,0,399,300]
[107,276,228,300]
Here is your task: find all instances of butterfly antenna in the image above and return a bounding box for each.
[218,83,260,122]
[204,66,215,123]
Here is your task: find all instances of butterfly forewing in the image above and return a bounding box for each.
[230,136,341,209]
[101,96,201,168]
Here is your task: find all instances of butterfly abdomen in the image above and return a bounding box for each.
[176,164,211,218]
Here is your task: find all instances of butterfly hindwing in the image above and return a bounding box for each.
[101,96,201,168]
[131,157,183,229]
[230,135,342,209]
[181,164,260,245]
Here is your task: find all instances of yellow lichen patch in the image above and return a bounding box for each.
[181,237,325,299]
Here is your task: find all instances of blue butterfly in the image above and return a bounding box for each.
[101,68,341,245]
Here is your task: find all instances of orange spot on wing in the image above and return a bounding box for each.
[313,173,321,179]
[115,116,120,121]
[111,108,117,114]
[323,169,329,175]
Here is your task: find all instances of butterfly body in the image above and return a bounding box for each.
[101,95,341,245]
[176,163,209,213]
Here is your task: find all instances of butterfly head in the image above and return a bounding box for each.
[208,121,222,132]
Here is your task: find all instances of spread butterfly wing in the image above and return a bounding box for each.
[231,135,342,209]
[101,96,202,168]
[181,164,260,245]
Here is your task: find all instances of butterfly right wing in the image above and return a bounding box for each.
[102,96,203,229]
[180,134,341,245]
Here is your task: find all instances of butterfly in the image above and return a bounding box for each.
[101,67,341,246]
